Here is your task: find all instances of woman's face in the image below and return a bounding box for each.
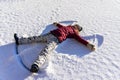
[73,25,80,33]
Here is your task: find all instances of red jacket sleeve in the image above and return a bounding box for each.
[56,23,64,28]
[73,33,89,46]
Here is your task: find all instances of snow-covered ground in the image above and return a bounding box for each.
[0,0,120,80]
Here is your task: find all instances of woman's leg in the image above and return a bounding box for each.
[16,33,51,45]
[30,34,59,72]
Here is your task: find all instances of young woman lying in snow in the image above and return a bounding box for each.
[14,22,95,73]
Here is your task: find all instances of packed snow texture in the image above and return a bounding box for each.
[0,0,120,80]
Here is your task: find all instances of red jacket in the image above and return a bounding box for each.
[51,24,88,46]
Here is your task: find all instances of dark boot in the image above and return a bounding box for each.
[30,64,39,73]
[14,33,19,45]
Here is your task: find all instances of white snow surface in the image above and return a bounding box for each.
[0,0,120,80]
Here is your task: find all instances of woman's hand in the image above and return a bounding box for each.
[53,22,58,26]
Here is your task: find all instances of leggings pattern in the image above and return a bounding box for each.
[18,33,59,69]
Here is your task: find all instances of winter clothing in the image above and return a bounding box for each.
[16,23,94,73]
[30,64,39,73]
[17,33,59,73]
[51,23,88,45]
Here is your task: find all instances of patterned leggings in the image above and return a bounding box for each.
[18,33,59,69]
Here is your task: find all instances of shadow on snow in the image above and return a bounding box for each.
[0,20,104,80]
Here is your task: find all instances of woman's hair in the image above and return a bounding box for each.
[73,24,83,32]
